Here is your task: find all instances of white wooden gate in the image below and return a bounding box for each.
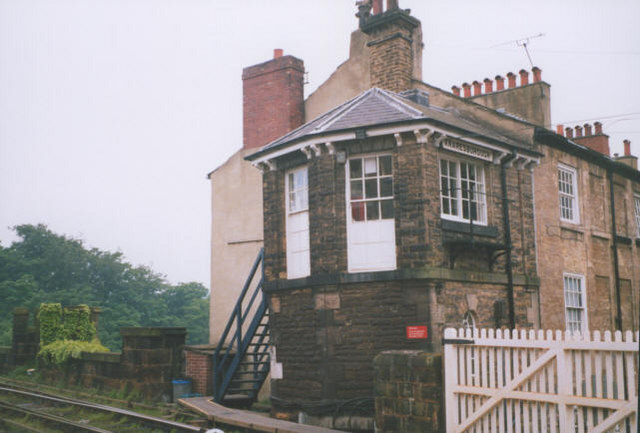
[443,328,638,433]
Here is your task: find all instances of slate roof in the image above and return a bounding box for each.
[247,87,537,161]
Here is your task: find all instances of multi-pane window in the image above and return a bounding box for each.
[440,158,486,224]
[634,194,640,238]
[288,168,308,213]
[558,165,579,223]
[349,155,393,222]
[564,274,587,334]
[286,167,309,279]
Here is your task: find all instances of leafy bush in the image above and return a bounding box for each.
[37,303,63,346]
[61,305,95,341]
[38,339,109,365]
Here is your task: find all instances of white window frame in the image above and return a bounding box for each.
[563,273,588,334]
[345,153,396,273]
[285,166,310,279]
[558,164,580,224]
[634,194,640,238]
[438,157,487,225]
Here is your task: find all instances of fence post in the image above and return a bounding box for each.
[555,330,571,432]
[444,328,459,433]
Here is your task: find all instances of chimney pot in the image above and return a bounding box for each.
[372,0,382,14]
[387,0,399,10]
[565,127,574,138]
[495,75,505,91]
[575,125,583,137]
[462,82,471,98]
[594,121,603,135]
[532,66,542,83]
[624,139,631,156]
[556,124,564,136]
[583,123,592,136]
[483,78,493,93]
[451,85,460,96]
[274,48,283,58]
[519,69,529,86]
[472,80,482,96]
[506,72,517,89]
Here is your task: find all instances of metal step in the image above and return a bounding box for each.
[239,360,269,365]
[230,379,263,384]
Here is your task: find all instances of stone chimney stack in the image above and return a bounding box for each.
[455,67,551,127]
[242,50,305,149]
[358,0,422,93]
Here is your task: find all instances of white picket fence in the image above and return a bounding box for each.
[443,328,638,433]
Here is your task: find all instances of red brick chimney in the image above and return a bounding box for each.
[472,80,482,96]
[507,72,517,89]
[484,78,493,93]
[462,83,471,98]
[495,75,505,91]
[372,0,383,15]
[451,85,460,96]
[519,69,529,86]
[572,122,610,156]
[615,139,637,170]
[532,66,542,83]
[242,50,305,149]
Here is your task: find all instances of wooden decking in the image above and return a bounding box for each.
[179,396,347,433]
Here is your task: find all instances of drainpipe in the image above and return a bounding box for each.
[500,163,516,329]
[607,169,623,331]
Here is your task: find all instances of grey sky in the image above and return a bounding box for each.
[1,0,639,289]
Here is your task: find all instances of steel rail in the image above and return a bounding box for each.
[0,385,204,432]
[0,400,113,433]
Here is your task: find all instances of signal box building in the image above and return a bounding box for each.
[207,0,639,423]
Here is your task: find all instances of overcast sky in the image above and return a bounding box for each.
[1,0,639,289]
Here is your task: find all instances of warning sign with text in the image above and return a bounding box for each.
[406,325,428,339]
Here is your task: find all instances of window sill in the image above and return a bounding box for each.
[615,235,632,246]
[559,220,584,234]
[441,219,498,238]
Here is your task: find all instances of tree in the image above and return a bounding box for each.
[0,224,209,350]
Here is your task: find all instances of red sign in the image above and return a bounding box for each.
[406,325,428,339]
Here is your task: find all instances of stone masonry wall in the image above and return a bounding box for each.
[535,146,640,332]
[41,327,186,402]
[268,280,534,412]
[374,351,443,433]
[263,133,539,415]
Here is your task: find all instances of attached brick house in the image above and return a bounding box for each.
[205,0,639,423]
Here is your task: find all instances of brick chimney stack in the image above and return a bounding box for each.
[571,121,610,156]
[242,50,305,150]
[615,139,637,170]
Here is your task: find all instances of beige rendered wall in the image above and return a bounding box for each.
[304,30,371,122]
[209,148,263,345]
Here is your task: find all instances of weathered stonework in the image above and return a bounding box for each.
[534,143,640,333]
[262,134,539,414]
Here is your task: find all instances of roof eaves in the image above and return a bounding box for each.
[534,127,640,180]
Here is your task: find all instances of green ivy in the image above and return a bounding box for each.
[61,305,95,342]
[37,303,63,346]
[38,339,109,365]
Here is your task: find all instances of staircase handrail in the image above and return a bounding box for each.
[213,248,264,362]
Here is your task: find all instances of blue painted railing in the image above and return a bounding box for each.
[213,248,270,403]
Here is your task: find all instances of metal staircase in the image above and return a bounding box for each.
[213,248,270,406]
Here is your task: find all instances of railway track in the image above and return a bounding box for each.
[0,384,206,432]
